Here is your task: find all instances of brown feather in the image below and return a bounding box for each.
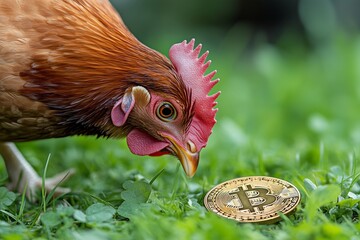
[0,0,193,141]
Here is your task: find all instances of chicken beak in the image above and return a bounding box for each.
[160,134,199,177]
[176,147,199,178]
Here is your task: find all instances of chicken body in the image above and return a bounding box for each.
[0,0,219,199]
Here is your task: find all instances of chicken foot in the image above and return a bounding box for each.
[0,142,74,201]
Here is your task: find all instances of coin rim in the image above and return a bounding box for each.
[204,176,301,224]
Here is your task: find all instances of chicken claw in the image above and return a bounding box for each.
[0,142,74,201]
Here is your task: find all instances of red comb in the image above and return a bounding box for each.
[169,39,220,150]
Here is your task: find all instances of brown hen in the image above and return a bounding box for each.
[0,0,219,199]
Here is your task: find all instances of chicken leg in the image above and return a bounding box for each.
[0,142,74,201]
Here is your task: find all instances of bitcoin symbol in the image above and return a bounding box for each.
[230,184,276,212]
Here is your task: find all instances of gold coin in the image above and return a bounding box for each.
[204,176,301,224]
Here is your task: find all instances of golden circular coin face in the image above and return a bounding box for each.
[204,176,301,224]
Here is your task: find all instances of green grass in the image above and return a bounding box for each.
[2,31,360,239]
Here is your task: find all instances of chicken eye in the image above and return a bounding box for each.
[157,102,177,121]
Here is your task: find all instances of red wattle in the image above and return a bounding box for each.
[127,129,169,156]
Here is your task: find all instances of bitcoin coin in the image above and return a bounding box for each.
[204,176,301,224]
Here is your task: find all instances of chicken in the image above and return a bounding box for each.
[0,0,220,199]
